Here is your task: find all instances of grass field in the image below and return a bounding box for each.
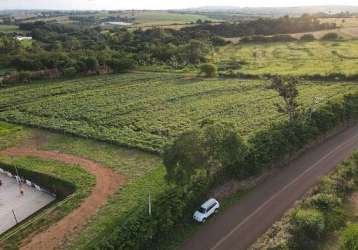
[0,122,30,150]
[0,25,19,33]
[121,10,215,27]
[0,72,356,152]
[216,40,358,76]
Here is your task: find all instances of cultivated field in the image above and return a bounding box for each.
[216,40,358,76]
[0,25,19,33]
[0,72,356,153]
[285,17,358,39]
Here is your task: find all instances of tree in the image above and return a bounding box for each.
[198,63,217,77]
[204,123,248,177]
[108,57,136,73]
[163,130,208,186]
[271,76,300,123]
[180,39,210,65]
[300,34,316,42]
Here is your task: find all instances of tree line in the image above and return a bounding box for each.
[1,22,226,84]
[182,14,336,37]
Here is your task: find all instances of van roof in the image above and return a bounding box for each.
[201,198,217,209]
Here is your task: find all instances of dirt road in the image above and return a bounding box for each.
[0,142,124,250]
[180,124,358,250]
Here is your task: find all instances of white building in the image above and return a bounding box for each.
[15,36,33,41]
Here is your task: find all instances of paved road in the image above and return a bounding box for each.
[180,124,358,250]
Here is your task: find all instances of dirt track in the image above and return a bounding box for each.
[0,142,124,250]
[180,124,358,250]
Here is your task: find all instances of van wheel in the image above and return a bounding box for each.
[202,218,206,223]
[214,209,219,214]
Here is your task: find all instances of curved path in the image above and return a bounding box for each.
[180,124,358,250]
[0,143,124,250]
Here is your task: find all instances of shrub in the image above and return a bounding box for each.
[63,67,77,77]
[321,32,340,41]
[300,34,316,41]
[341,224,358,250]
[198,63,217,77]
[289,209,326,249]
[108,57,136,73]
[307,193,341,211]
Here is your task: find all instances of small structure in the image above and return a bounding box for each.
[15,36,32,41]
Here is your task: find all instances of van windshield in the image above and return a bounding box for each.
[198,207,206,214]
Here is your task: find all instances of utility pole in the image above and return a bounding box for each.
[148,192,152,216]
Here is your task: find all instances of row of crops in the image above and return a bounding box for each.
[0,72,357,152]
[216,41,358,76]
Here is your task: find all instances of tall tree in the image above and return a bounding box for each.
[271,76,300,123]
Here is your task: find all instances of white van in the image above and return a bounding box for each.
[193,198,220,223]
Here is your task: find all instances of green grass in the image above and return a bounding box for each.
[0,72,356,152]
[215,40,358,76]
[34,130,163,249]
[122,11,215,27]
[20,39,32,48]
[320,192,358,250]
[0,122,30,150]
[0,156,95,250]
[0,25,19,33]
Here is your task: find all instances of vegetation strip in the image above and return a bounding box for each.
[251,153,358,250]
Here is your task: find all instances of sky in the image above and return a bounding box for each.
[1,0,358,10]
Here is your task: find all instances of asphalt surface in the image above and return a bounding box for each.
[180,124,358,250]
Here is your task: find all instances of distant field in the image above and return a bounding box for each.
[319,16,358,28]
[216,40,358,76]
[126,10,215,27]
[0,25,19,33]
[0,72,356,152]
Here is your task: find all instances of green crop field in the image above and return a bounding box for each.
[0,25,19,33]
[124,11,215,27]
[0,72,356,153]
[215,40,358,76]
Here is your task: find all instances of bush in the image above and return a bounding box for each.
[63,67,77,77]
[307,193,341,211]
[321,32,340,41]
[198,63,217,77]
[300,34,316,41]
[341,224,358,250]
[289,209,326,249]
[108,57,136,73]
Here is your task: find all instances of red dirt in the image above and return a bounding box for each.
[0,142,124,250]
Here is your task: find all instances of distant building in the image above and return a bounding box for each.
[16,36,32,41]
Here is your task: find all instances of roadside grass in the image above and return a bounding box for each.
[0,122,31,150]
[319,190,358,250]
[0,156,95,250]
[216,40,358,76]
[320,190,358,250]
